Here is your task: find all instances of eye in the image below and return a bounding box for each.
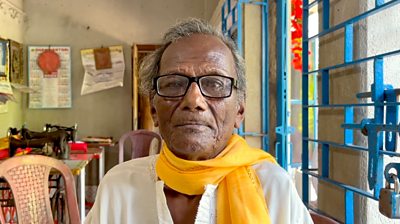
[201,77,225,90]
[158,75,187,90]
[160,80,185,88]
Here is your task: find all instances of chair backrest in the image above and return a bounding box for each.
[118,130,162,163]
[0,155,80,224]
[310,210,339,224]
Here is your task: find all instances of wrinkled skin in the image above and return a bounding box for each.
[150,34,246,224]
[151,34,245,161]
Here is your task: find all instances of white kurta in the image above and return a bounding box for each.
[85,155,313,224]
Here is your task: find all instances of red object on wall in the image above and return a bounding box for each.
[37,49,61,75]
[291,0,308,71]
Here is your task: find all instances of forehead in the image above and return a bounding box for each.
[159,34,236,77]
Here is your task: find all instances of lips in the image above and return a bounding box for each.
[174,120,212,128]
[176,122,208,127]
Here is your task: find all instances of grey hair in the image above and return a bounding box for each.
[139,18,246,103]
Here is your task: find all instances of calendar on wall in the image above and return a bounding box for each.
[28,46,72,109]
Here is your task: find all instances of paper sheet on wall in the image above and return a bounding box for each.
[28,46,72,108]
[0,39,12,112]
[0,39,7,78]
[0,81,13,96]
[0,81,12,112]
[80,46,125,95]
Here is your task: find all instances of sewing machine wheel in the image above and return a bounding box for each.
[43,143,54,156]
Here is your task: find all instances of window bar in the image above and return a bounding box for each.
[305,48,400,75]
[276,0,288,169]
[367,58,384,197]
[322,0,330,30]
[261,0,270,151]
[344,24,354,63]
[344,107,354,145]
[376,0,384,7]
[307,0,400,41]
[236,1,244,135]
[385,88,398,151]
[302,0,310,205]
[345,190,355,224]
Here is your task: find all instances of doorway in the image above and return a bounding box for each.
[132,44,160,131]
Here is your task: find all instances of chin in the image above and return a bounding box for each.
[168,136,215,160]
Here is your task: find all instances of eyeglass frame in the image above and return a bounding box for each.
[152,74,238,98]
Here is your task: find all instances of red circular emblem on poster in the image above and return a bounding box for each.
[37,49,61,75]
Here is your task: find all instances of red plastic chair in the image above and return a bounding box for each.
[118,130,162,163]
[0,155,80,224]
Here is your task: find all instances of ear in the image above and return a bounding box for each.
[150,96,159,127]
[234,101,245,128]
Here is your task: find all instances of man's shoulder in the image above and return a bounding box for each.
[86,155,160,224]
[252,160,294,189]
[102,155,158,183]
[252,161,313,223]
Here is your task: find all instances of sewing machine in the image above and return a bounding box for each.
[7,125,77,159]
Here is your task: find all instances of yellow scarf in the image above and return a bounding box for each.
[156,134,277,223]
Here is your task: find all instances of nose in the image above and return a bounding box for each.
[179,82,207,111]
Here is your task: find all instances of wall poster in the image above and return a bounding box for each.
[28,46,72,109]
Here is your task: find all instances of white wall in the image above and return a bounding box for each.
[0,0,25,136]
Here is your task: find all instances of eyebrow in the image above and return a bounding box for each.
[159,68,229,77]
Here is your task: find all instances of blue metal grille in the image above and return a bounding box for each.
[302,0,400,222]
[221,0,272,152]
[221,0,295,170]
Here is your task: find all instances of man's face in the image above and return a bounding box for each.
[151,34,245,161]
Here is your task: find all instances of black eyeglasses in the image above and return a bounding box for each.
[153,74,238,98]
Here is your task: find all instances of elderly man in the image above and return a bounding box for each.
[86,18,313,224]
